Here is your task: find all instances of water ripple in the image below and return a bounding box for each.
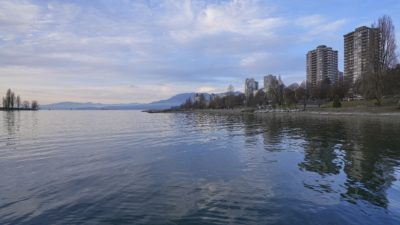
[1,111,400,224]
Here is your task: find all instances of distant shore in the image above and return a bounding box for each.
[0,108,38,111]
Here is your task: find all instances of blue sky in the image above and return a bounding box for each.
[1,0,399,104]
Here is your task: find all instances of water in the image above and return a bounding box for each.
[1,110,400,225]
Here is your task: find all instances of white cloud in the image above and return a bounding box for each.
[0,0,40,40]
[197,86,217,93]
[168,0,286,43]
[309,19,347,35]
[240,52,271,67]
[296,15,325,28]
[0,1,39,26]
[295,15,347,40]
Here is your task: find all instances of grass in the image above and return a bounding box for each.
[321,99,375,108]
[321,97,398,108]
[309,97,400,114]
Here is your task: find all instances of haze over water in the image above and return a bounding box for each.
[1,111,400,224]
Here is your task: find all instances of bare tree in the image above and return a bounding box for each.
[16,96,21,109]
[2,97,6,109]
[254,90,266,107]
[10,91,15,109]
[31,100,39,110]
[295,86,307,110]
[5,89,12,109]
[22,101,30,109]
[225,85,235,109]
[283,87,296,107]
[2,89,17,110]
[378,15,398,69]
[367,15,398,105]
[267,76,285,107]
[198,94,207,109]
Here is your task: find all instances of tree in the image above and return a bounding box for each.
[198,94,207,109]
[295,86,307,110]
[246,93,255,107]
[225,85,235,109]
[31,100,39,110]
[10,91,15,109]
[366,15,398,105]
[5,89,12,109]
[283,87,296,107]
[234,93,245,107]
[314,78,331,107]
[22,101,30,109]
[267,76,285,107]
[209,95,219,109]
[254,90,266,107]
[16,96,21,109]
[181,98,193,109]
[3,89,16,110]
[383,65,400,96]
[333,95,342,108]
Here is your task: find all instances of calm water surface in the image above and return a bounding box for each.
[1,110,400,224]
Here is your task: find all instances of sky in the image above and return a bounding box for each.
[1,0,399,104]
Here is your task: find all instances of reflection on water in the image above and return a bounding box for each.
[0,111,399,225]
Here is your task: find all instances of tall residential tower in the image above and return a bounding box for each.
[344,26,380,83]
[306,45,338,88]
[244,78,258,98]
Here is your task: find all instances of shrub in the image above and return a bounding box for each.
[333,95,341,108]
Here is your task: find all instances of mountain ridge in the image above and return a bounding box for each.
[41,91,242,110]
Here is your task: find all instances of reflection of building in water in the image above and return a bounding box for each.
[341,120,398,207]
[241,114,262,146]
[297,117,400,208]
[343,142,364,180]
[299,143,342,175]
[298,118,347,175]
[260,115,286,148]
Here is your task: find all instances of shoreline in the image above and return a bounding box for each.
[0,109,39,111]
[145,107,400,117]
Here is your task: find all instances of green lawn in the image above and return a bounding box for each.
[322,97,399,108]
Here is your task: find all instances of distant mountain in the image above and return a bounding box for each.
[150,93,197,106]
[287,83,300,90]
[41,91,243,110]
[41,102,110,110]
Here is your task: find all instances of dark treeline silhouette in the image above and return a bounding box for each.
[1,89,39,111]
[179,72,353,110]
[310,76,352,107]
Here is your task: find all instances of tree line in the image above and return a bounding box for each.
[1,89,39,110]
[179,79,310,110]
[181,85,246,110]
[179,78,347,110]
